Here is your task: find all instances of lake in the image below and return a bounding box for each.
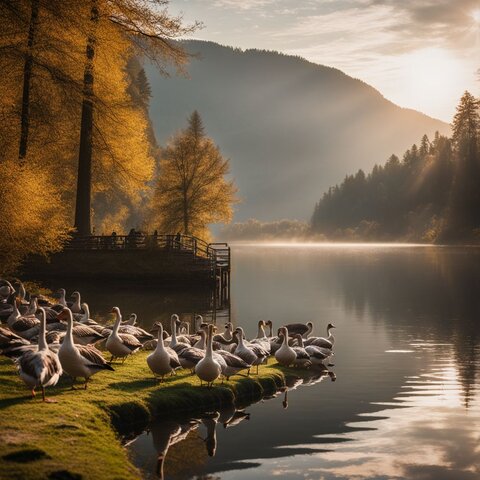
[64,244,480,479]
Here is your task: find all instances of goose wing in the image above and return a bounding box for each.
[179,347,204,365]
[305,345,328,359]
[0,327,29,348]
[72,325,104,341]
[11,316,39,332]
[118,333,142,351]
[18,349,62,383]
[292,347,310,360]
[306,337,332,349]
[165,346,181,368]
[77,344,114,370]
[250,343,269,358]
[216,350,249,368]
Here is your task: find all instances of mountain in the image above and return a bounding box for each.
[146,40,450,222]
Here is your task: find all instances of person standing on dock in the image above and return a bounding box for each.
[127,228,136,249]
[175,231,181,249]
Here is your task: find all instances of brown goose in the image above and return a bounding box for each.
[284,321,314,338]
[16,308,62,401]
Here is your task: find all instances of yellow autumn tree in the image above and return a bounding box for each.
[0,160,72,274]
[150,111,237,239]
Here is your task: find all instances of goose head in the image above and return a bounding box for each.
[327,323,336,330]
[170,314,180,332]
[129,313,137,325]
[71,291,80,301]
[57,307,73,324]
[234,327,245,337]
[110,306,122,323]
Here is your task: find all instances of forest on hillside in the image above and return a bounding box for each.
[311,92,480,243]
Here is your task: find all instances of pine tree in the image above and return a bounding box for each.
[444,91,480,238]
[150,111,237,239]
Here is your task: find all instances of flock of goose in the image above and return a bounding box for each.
[0,280,336,400]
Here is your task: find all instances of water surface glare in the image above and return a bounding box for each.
[127,245,480,479]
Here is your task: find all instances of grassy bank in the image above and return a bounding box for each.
[0,352,308,479]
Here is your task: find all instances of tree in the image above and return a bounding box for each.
[0,159,72,274]
[150,111,237,239]
[443,91,480,239]
[74,0,199,236]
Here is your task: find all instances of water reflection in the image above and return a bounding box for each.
[127,368,336,479]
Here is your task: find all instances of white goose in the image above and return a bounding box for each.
[234,327,268,374]
[195,324,221,387]
[70,291,83,314]
[195,329,249,380]
[106,307,142,363]
[168,315,204,371]
[146,323,181,381]
[213,322,234,343]
[58,308,114,389]
[274,327,297,367]
[168,315,191,354]
[250,320,271,355]
[57,288,68,307]
[78,303,99,326]
[304,323,336,349]
[16,307,62,401]
[7,297,40,339]
[122,313,137,326]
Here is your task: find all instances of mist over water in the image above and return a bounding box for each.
[117,244,479,479]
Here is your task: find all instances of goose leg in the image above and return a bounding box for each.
[71,377,77,390]
[41,386,45,402]
[84,378,89,390]
[31,388,36,398]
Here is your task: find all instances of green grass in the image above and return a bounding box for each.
[0,352,306,479]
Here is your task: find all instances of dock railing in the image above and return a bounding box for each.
[66,234,230,274]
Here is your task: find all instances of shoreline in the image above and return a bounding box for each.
[0,352,323,479]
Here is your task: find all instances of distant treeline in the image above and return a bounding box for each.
[220,219,310,241]
[311,92,480,243]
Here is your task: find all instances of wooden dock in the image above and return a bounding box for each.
[23,234,231,295]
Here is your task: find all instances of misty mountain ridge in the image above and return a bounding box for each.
[146,40,450,222]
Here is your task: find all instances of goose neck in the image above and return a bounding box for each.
[38,312,48,350]
[156,325,165,351]
[206,328,213,357]
[65,311,74,346]
[171,318,178,345]
[113,311,122,334]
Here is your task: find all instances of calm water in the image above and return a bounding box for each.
[82,244,480,479]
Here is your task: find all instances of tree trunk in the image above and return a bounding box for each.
[18,0,39,163]
[74,0,98,236]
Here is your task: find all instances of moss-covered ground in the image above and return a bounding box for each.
[0,351,306,479]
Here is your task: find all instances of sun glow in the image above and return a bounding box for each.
[472,9,480,23]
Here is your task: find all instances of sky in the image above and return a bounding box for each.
[169,0,480,122]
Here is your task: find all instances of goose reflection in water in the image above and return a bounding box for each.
[145,419,200,479]
[130,366,336,479]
